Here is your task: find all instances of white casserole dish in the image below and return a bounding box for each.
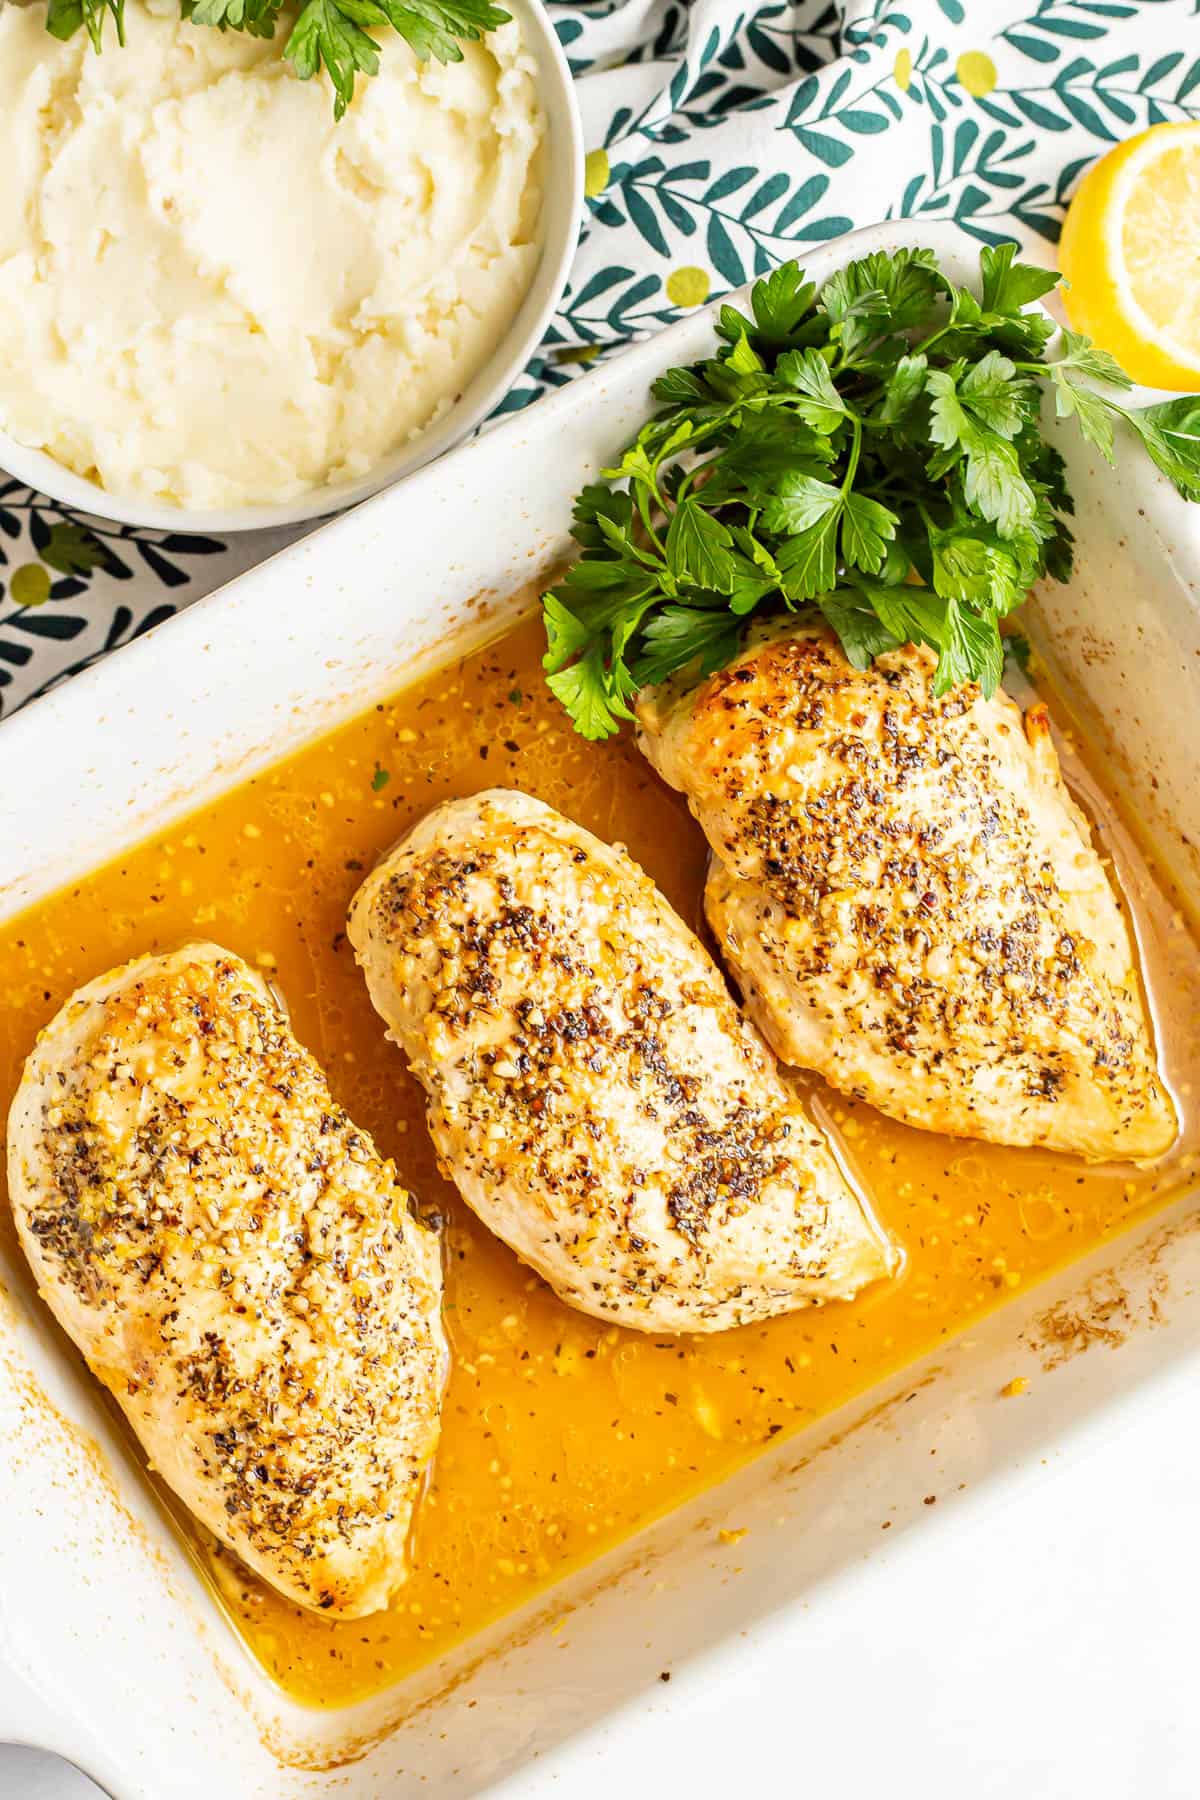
[1,221,1199,1799]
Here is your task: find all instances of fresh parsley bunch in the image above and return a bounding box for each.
[46,0,510,120]
[543,244,1200,740]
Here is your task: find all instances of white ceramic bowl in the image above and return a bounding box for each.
[0,0,583,535]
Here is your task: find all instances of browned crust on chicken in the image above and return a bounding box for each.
[348,789,895,1333]
[6,945,446,1616]
[637,620,1175,1162]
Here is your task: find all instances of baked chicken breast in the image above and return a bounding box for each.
[348,789,895,1332]
[6,944,446,1617]
[637,621,1174,1162]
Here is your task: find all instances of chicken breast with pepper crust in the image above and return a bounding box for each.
[636,620,1174,1162]
[347,789,895,1333]
[6,944,446,1617]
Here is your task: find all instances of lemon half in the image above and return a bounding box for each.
[1059,121,1200,389]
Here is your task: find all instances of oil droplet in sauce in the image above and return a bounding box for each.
[0,613,1197,1710]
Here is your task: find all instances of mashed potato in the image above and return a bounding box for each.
[0,1,544,510]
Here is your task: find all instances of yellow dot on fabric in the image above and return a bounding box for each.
[584,149,610,197]
[666,266,710,308]
[956,50,997,97]
[894,48,912,91]
[10,563,50,608]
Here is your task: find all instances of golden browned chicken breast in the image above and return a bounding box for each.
[637,620,1174,1163]
[6,944,446,1617]
[348,789,895,1332]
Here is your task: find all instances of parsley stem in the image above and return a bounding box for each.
[914,321,956,361]
[675,454,721,506]
[841,417,863,495]
[635,480,667,559]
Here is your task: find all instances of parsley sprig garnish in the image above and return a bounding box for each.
[46,0,510,120]
[543,244,1200,739]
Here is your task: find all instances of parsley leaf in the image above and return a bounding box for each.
[927,369,1038,536]
[49,0,507,118]
[666,500,737,592]
[866,583,948,660]
[776,348,849,434]
[47,0,125,48]
[749,264,818,346]
[925,368,973,456]
[840,492,897,574]
[979,243,1060,316]
[286,0,382,120]
[373,0,506,61]
[819,589,903,670]
[817,277,890,363]
[879,352,928,426]
[543,592,600,674]
[929,522,1024,617]
[634,608,743,688]
[959,351,1030,440]
[760,473,843,537]
[1051,372,1116,462]
[960,428,1038,539]
[546,645,630,742]
[651,367,712,407]
[775,509,842,602]
[1123,397,1200,502]
[1052,329,1133,388]
[935,598,1006,698]
[187,0,283,38]
[570,483,636,552]
[821,246,944,351]
[1005,632,1033,676]
[541,245,1200,735]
